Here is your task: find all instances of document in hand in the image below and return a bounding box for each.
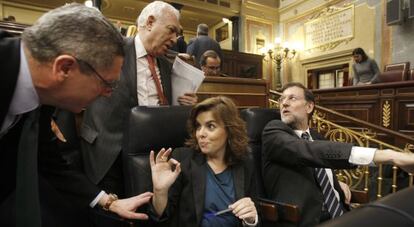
[171,56,205,105]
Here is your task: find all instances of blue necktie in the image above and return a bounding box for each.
[301,132,344,219]
[16,109,41,227]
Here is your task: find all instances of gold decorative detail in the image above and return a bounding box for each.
[382,101,391,127]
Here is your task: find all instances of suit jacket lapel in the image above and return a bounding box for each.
[156,57,172,104]
[232,163,245,200]
[191,152,206,226]
[16,108,41,227]
[0,37,20,126]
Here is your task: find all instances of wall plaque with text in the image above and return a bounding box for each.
[305,6,354,50]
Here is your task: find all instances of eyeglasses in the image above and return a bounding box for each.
[74,57,119,90]
[278,95,304,104]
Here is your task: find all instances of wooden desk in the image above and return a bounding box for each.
[197,76,268,108]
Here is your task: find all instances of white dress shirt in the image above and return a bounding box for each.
[294,128,376,200]
[0,43,39,138]
[134,35,163,106]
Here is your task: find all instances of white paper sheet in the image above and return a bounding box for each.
[171,56,205,105]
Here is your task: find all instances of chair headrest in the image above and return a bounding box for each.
[123,106,192,155]
[240,108,281,143]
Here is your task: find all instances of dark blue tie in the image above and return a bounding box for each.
[16,109,41,227]
[301,132,344,219]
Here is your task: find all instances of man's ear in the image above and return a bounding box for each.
[306,101,315,115]
[146,15,156,31]
[52,55,76,83]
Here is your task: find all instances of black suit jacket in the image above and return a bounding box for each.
[0,33,99,227]
[262,120,354,227]
[80,36,174,185]
[186,35,223,68]
[152,147,257,227]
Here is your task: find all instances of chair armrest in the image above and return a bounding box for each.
[257,197,300,224]
[350,189,369,204]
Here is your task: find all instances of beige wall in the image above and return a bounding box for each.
[277,0,377,85]
[0,1,46,24]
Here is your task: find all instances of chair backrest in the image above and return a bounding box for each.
[240,108,281,197]
[379,62,410,82]
[318,186,414,227]
[240,108,302,226]
[384,62,410,72]
[122,106,192,197]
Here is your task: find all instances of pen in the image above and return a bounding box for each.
[214,208,233,216]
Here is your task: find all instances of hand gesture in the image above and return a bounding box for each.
[178,93,198,106]
[229,197,257,225]
[149,148,181,192]
[109,192,153,219]
[393,150,414,173]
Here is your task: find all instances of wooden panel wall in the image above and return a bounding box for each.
[313,81,414,146]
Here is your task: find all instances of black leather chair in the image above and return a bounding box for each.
[121,105,192,226]
[319,186,414,227]
[122,105,192,197]
[240,108,300,226]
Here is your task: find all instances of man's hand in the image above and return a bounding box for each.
[177,93,198,106]
[105,192,153,219]
[338,181,351,205]
[374,149,414,173]
[393,151,414,173]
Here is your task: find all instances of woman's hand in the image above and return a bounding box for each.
[149,148,181,192]
[229,197,257,225]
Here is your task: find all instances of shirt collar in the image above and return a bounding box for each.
[134,35,148,59]
[294,128,311,139]
[8,43,40,115]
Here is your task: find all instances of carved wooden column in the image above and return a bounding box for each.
[230,16,239,52]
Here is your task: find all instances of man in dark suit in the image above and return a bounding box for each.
[80,1,198,198]
[262,82,414,227]
[200,50,221,76]
[0,4,153,227]
[170,25,187,53]
[187,23,223,68]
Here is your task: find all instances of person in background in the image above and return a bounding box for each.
[149,96,258,227]
[200,50,221,76]
[187,23,223,68]
[170,25,187,53]
[0,4,152,227]
[352,47,381,85]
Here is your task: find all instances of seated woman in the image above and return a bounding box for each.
[352,47,381,85]
[149,96,258,226]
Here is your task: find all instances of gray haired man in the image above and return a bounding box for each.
[80,0,197,203]
[0,3,153,227]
